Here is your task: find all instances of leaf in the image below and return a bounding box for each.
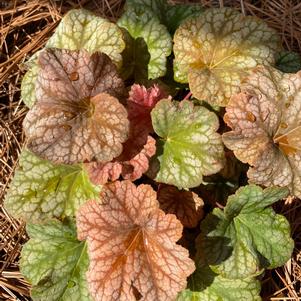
[21,60,39,108]
[125,0,203,34]
[76,180,195,301]
[151,99,224,189]
[4,150,100,222]
[275,51,301,73]
[23,48,129,164]
[46,9,125,66]
[173,7,281,106]
[118,6,172,79]
[222,65,301,197]
[177,265,261,301]
[20,219,92,301]
[85,135,156,184]
[158,184,204,228]
[198,185,293,279]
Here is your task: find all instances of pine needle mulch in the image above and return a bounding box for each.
[0,0,301,300]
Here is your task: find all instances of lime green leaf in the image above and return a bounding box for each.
[118,6,172,79]
[119,29,150,81]
[177,265,261,301]
[4,150,100,222]
[21,61,39,108]
[20,219,92,301]
[125,0,203,33]
[198,185,293,279]
[276,51,301,73]
[46,9,125,66]
[173,7,281,106]
[151,99,224,189]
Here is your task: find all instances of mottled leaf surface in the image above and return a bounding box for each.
[4,150,100,222]
[23,48,129,164]
[275,51,301,73]
[20,219,91,301]
[47,9,125,66]
[76,180,195,301]
[118,6,172,79]
[198,185,293,279]
[173,7,281,106]
[158,185,204,228]
[223,66,301,197]
[151,99,224,189]
[177,265,261,301]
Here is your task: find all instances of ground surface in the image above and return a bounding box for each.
[0,0,301,300]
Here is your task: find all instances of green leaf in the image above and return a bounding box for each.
[20,219,92,301]
[198,185,294,279]
[177,265,261,301]
[151,99,224,189]
[125,0,203,33]
[118,6,172,79]
[21,60,39,108]
[46,9,125,66]
[4,150,100,222]
[275,51,301,73]
[119,29,150,81]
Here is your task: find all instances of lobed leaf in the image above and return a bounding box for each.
[46,9,125,66]
[158,185,204,228]
[198,185,293,279]
[23,48,129,164]
[151,99,224,189]
[118,6,172,79]
[76,180,195,301]
[173,7,281,106]
[177,265,261,301]
[222,65,301,197]
[4,150,100,222]
[20,219,91,301]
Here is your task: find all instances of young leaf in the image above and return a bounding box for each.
[198,185,293,279]
[76,180,195,301]
[118,6,172,79]
[85,135,156,184]
[275,51,301,73]
[23,48,129,164]
[158,185,204,228]
[177,265,261,301]
[20,219,91,301]
[46,9,125,66]
[173,7,281,106]
[222,66,301,197]
[151,99,224,189]
[4,150,100,222]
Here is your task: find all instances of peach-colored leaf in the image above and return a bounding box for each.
[76,180,195,301]
[222,65,301,197]
[85,135,156,184]
[23,48,129,164]
[158,185,204,228]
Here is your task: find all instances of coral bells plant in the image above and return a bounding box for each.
[6,1,301,300]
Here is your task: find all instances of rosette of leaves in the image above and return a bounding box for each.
[223,65,301,197]
[23,48,129,164]
[21,8,125,108]
[151,99,224,189]
[20,219,92,301]
[118,5,172,79]
[173,7,282,106]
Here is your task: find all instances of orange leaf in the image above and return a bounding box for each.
[76,180,195,301]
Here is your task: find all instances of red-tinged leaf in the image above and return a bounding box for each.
[85,135,156,184]
[23,48,129,164]
[76,180,195,301]
[158,185,204,228]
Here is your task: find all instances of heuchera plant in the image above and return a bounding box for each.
[5,1,301,300]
